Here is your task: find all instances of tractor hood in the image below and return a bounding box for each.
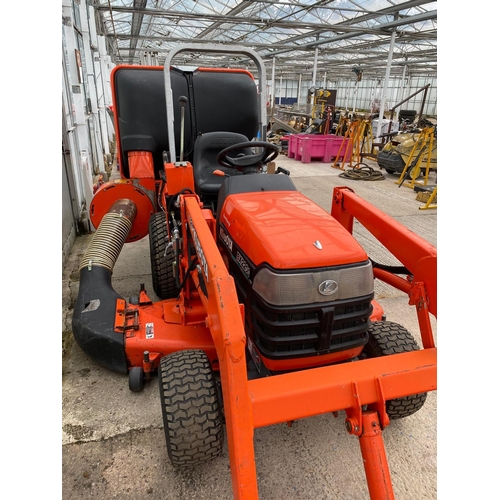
[219,191,368,270]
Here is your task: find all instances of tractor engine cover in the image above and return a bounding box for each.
[219,190,368,270]
[217,186,374,370]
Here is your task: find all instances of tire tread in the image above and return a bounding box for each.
[365,321,427,419]
[158,350,223,467]
[149,212,177,299]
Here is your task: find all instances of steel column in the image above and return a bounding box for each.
[375,16,397,138]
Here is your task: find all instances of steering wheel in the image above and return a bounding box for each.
[216,141,279,170]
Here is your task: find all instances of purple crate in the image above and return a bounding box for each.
[287,134,299,158]
[294,135,352,164]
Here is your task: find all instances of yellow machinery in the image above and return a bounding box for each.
[377,122,437,177]
[396,127,436,189]
[395,127,437,210]
[311,88,331,122]
[335,113,349,136]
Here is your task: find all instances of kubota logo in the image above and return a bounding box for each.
[318,280,338,296]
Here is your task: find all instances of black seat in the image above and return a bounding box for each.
[192,132,251,198]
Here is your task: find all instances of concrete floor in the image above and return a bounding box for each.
[62,154,437,499]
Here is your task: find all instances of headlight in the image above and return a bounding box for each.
[252,261,373,306]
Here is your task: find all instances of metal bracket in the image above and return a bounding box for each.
[345,381,363,436]
[372,376,390,429]
[408,280,429,311]
[114,298,140,336]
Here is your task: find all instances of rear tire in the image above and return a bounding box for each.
[377,149,405,173]
[149,212,177,299]
[363,321,427,419]
[158,350,224,467]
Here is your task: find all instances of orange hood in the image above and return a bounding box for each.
[220,191,368,269]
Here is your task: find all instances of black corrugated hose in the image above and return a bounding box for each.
[339,163,385,181]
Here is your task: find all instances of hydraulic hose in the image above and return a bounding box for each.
[339,165,385,181]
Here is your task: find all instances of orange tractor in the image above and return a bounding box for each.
[72,44,436,500]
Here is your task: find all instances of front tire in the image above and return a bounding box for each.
[158,350,224,467]
[363,321,427,419]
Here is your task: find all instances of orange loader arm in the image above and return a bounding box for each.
[182,195,259,498]
[181,189,437,500]
[331,186,437,349]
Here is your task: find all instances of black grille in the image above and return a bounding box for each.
[250,294,373,359]
[277,311,318,322]
[218,235,373,361]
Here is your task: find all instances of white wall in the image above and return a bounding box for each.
[270,74,437,117]
[61,0,116,266]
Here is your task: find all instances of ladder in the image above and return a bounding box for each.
[332,119,374,170]
[396,127,436,190]
[331,120,361,170]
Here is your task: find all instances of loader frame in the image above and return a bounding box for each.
[176,185,436,500]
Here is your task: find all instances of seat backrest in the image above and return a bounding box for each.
[192,132,250,197]
[112,67,190,179]
[193,69,259,139]
[111,66,259,179]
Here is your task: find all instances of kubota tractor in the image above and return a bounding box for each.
[72,44,437,500]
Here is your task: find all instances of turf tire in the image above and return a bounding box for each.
[363,321,427,419]
[149,212,177,299]
[158,350,224,467]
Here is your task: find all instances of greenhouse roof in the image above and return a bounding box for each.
[94,0,437,80]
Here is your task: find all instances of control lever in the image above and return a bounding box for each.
[213,169,228,177]
[178,96,188,163]
[276,166,290,176]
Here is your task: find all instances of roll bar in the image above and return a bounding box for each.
[163,43,268,163]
